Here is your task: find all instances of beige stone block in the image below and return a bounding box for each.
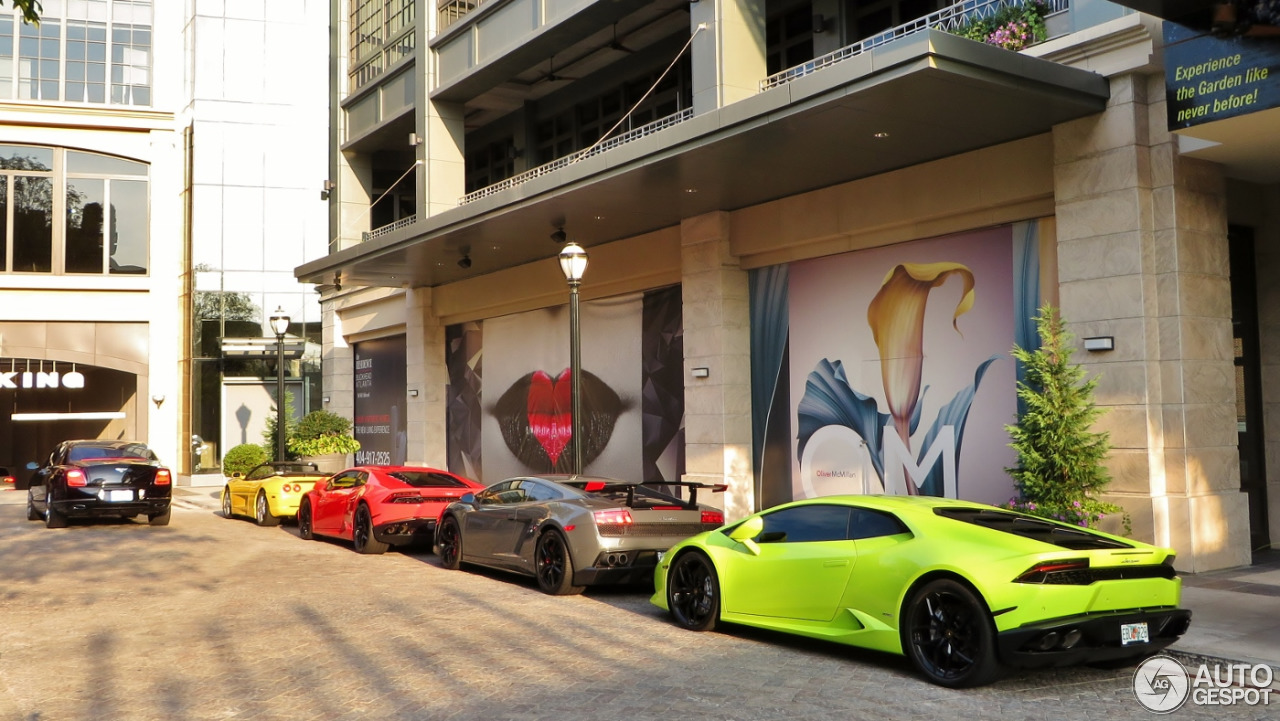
[1070,316,1149,363]
[1149,143,1176,189]
[1161,406,1186,449]
[1057,233,1143,281]
[1053,104,1141,161]
[685,416,727,446]
[1059,275,1146,322]
[1179,229,1230,276]
[1100,491,1153,542]
[1179,319,1233,362]
[1054,146,1146,203]
[1187,491,1252,571]
[682,237,735,272]
[1176,156,1227,197]
[1182,400,1239,448]
[1184,445,1241,494]
[1106,448,1154,493]
[681,212,731,247]
[777,191,841,246]
[1179,274,1233,318]
[1056,190,1145,241]
[1108,73,1140,107]
[1160,494,1194,568]
[1091,361,1151,405]
[1162,449,1188,494]
[1096,405,1150,448]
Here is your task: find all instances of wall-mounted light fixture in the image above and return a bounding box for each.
[458,254,472,269]
[323,395,331,404]
[321,180,335,200]
[409,389,419,398]
[408,132,422,146]
[1083,336,1115,352]
[691,367,710,378]
[151,393,165,408]
[550,228,567,244]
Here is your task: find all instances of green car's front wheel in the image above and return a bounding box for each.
[903,578,1001,688]
[668,551,720,632]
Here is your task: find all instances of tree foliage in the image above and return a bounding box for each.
[7,1,43,25]
[1004,305,1127,530]
[288,410,361,456]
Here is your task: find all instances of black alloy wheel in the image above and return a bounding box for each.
[221,489,233,519]
[298,499,315,540]
[667,552,720,632]
[436,516,462,569]
[903,578,1001,688]
[534,529,584,596]
[255,491,281,527]
[353,505,389,555]
[148,506,171,526]
[45,491,68,529]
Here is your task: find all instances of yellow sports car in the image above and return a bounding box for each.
[222,461,328,526]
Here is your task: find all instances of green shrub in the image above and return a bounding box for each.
[223,443,268,477]
[288,410,361,456]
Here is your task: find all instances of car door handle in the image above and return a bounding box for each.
[823,559,849,567]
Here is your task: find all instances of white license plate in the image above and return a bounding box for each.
[104,489,134,502]
[1121,622,1149,646]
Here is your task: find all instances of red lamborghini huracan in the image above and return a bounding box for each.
[298,465,484,554]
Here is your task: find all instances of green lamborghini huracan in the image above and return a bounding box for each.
[652,495,1191,688]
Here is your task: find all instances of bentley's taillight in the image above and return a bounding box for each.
[155,469,172,485]
[701,510,725,525]
[593,509,633,525]
[66,469,87,487]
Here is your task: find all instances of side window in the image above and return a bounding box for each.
[330,471,359,489]
[849,508,910,540]
[523,481,562,503]
[247,465,274,480]
[477,481,513,504]
[757,505,852,543]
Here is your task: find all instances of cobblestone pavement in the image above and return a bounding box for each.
[0,494,1269,721]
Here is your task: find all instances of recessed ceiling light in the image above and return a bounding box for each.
[593,215,605,221]
[873,131,889,139]
[684,188,698,194]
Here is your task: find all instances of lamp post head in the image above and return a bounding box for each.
[269,306,291,338]
[558,242,588,284]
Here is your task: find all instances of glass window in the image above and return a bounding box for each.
[522,481,562,503]
[64,177,105,273]
[12,175,53,272]
[848,508,909,540]
[756,504,852,543]
[0,178,7,263]
[67,151,146,175]
[107,178,146,274]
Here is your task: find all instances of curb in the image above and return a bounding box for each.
[1165,649,1280,691]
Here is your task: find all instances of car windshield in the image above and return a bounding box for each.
[68,444,151,462]
[385,471,469,488]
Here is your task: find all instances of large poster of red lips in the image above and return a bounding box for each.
[445,285,684,485]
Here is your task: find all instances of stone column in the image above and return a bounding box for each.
[321,292,355,424]
[1053,73,1250,571]
[689,0,767,115]
[681,212,754,521]
[405,287,448,466]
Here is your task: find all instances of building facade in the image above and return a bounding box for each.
[0,1,329,484]
[300,0,1280,571]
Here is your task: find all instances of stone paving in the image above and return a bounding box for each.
[0,491,1270,720]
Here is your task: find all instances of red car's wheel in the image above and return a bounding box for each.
[353,504,389,555]
[437,515,462,569]
[534,529,584,596]
[667,552,719,632]
[298,499,315,540]
[903,578,1001,688]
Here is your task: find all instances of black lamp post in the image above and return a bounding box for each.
[269,306,291,462]
[558,241,589,476]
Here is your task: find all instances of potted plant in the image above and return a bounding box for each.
[223,443,268,477]
[288,410,361,473]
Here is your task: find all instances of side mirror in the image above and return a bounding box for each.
[460,492,476,504]
[231,472,243,479]
[26,461,38,470]
[727,516,764,556]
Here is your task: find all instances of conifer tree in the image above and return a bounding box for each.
[1005,305,1125,529]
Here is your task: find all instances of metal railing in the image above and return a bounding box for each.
[361,215,417,243]
[761,0,1068,91]
[458,107,695,206]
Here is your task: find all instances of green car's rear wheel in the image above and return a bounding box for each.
[535,529,584,595]
[668,551,720,632]
[904,578,1000,688]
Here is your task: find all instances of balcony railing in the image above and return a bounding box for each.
[761,0,1069,91]
[458,107,695,206]
[361,214,417,243]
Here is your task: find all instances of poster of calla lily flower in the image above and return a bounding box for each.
[750,222,1043,506]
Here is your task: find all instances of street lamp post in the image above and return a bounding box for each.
[558,242,589,476]
[269,307,291,462]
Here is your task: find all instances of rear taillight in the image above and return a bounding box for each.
[155,469,172,486]
[2,475,14,485]
[701,510,724,525]
[1015,559,1090,584]
[66,469,87,487]
[288,483,301,492]
[593,509,633,525]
